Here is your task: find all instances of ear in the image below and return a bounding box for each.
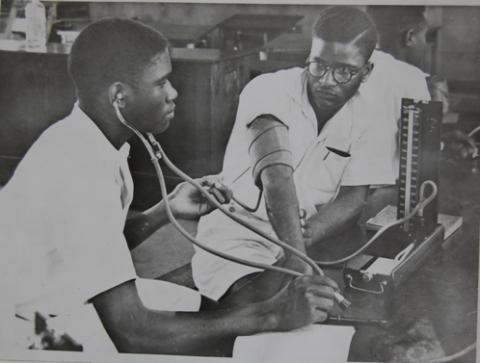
[360,62,374,83]
[108,82,128,108]
[403,28,416,47]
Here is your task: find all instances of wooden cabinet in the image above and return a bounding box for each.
[0,41,256,209]
[0,45,76,184]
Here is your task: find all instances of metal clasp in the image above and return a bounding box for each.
[345,274,386,295]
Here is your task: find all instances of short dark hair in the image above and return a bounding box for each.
[312,6,378,61]
[367,6,427,45]
[68,18,168,100]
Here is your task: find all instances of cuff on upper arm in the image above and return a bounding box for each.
[246,115,294,188]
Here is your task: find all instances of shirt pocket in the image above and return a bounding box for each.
[303,146,351,202]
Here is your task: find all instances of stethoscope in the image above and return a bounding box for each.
[112,92,437,307]
[112,95,351,309]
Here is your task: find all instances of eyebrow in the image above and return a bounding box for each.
[309,57,359,69]
[153,73,171,85]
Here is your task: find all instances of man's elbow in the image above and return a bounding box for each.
[260,164,294,189]
[92,283,152,353]
[101,309,146,353]
[101,309,183,354]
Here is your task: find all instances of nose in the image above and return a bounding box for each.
[315,68,336,87]
[166,80,178,102]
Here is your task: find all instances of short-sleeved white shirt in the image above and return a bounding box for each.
[363,50,431,175]
[192,50,430,301]
[0,104,137,348]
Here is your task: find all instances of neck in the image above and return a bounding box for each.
[313,107,338,133]
[306,86,341,133]
[380,42,407,63]
[78,99,132,150]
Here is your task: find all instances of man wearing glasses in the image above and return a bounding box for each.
[192,6,430,308]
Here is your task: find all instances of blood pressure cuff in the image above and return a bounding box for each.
[246,114,294,188]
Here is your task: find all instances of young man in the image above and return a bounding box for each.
[367,5,429,70]
[191,6,431,307]
[368,5,477,160]
[357,6,434,216]
[0,18,339,356]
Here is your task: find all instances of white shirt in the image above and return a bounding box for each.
[362,50,431,175]
[223,60,402,219]
[0,104,137,350]
[192,50,430,301]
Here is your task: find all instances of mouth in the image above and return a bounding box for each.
[166,105,176,116]
[313,92,338,105]
[313,89,337,99]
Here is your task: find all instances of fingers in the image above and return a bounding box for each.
[294,275,339,303]
[299,209,314,246]
[199,175,232,205]
[300,213,308,234]
[208,186,228,204]
[303,274,340,292]
[306,293,334,312]
[311,309,329,323]
[275,276,340,330]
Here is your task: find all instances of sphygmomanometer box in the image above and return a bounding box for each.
[343,224,445,297]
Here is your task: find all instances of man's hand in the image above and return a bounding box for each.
[300,208,314,247]
[169,175,232,220]
[270,275,339,331]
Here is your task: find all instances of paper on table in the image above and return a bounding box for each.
[233,324,355,363]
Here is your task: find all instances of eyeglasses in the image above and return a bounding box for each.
[306,60,366,84]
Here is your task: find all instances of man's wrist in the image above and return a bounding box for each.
[163,194,179,217]
[284,255,311,275]
[240,301,279,334]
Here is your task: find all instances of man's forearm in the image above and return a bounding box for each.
[93,281,276,355]
[262,165,305,253]
[307,185,368,247]
[123,200,171,250]
[123,303,274,355]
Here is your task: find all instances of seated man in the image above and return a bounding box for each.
[361,6,434,217]
[367,5,476,211]
[377,5,478,160]
[0,18,339,356]
[367,5,430,71]
[191,6,431,307]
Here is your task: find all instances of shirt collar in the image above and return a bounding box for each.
[70,102,130,164]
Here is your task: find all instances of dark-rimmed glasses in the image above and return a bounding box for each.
[306,60,367,84]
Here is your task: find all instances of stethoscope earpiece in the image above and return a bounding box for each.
[114,93,125,108]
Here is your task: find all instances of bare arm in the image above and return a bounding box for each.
[235,164,310,300]
[306,185,368,247]
[124,176,231,250]
[262,165,305,253]
[123,200,171,250]
[246,115,308,275]
[92,277,338,355]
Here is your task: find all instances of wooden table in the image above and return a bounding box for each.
[159,157,478,362]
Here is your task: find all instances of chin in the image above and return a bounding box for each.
[315,98,341,111]
[155,120,171,134]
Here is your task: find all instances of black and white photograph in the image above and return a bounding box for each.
[0,1,478,363]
